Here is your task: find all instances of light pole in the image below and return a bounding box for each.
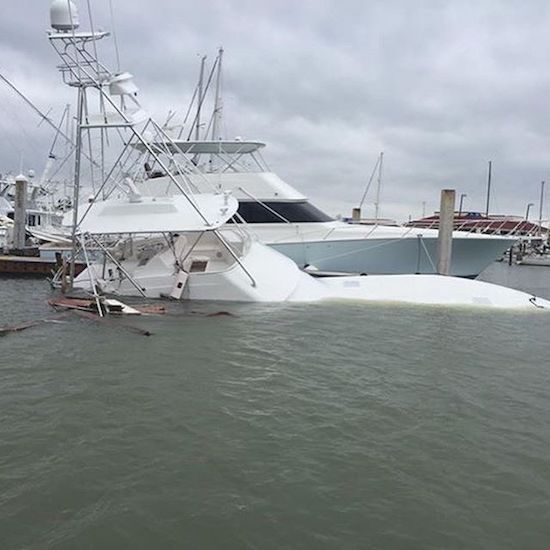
[485,160,492,216]
[538,181,545,236]
[525,202,534,221]
[458,193,467,217]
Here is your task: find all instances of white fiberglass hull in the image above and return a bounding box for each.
[73,240,549,311]
[248,223,516,278]
[314,274,550,310]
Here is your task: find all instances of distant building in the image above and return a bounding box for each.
[405,211,548,237]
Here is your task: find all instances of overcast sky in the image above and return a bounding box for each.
[1,0,550,221]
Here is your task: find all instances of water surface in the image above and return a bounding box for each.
[1,276,550,549]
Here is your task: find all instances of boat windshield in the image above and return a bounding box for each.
[234,201,333,223]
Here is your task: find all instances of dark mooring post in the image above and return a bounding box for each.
[13,174,28,250]
[437,189,456,276]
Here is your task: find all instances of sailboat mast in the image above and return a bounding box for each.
[195,55,206,141]
[539,180,545,236]
[0,72,75,151]
[38,105,69,189]
[374,151,384,223]
[211,47,224,141]
[65,103,71,159]
[485,160,492,217]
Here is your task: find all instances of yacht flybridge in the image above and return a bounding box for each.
[45,0,550,311]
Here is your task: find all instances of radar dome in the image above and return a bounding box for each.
[50,0,79,31]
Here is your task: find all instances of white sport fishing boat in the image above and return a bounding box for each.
[46,0,550,311]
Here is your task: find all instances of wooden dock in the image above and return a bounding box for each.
[0,255,85,276]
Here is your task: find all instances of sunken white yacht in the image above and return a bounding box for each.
[44,0,549,311]
[137,138,516,278]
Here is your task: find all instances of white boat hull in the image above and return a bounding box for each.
[270,234,514,278]
[73,240,549,311]
[315,274,550,309]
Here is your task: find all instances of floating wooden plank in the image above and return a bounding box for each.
[48,296,166,316]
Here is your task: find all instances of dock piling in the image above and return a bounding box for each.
[13,174,28,250]
[437,189,455,276]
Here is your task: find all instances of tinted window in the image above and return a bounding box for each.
[234,201,333,223]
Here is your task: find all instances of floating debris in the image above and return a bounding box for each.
[189,310,236,318]
[71,310,153,337]
[0,319,43,336]
[45,295,166,336]
[0,314,69,337]
[206,311,235,317]
[48,296,166,316]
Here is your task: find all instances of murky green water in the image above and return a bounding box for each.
[1,274,550,549]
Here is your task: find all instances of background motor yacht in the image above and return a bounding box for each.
[137,139,516,278]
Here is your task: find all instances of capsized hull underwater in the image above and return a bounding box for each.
[73,239,550,311]
[316,273,550,309]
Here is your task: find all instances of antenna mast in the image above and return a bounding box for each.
[485,160,492,217]
[539,180,545,237]
[195,55,207,140]
[374,152,384,223]
[211,47,224,141]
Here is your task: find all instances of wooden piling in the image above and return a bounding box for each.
[437,189,455,276]
[13,174,28,250]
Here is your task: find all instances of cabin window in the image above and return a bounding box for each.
[233,201,333,223]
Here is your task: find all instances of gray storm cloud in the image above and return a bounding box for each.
[1,0,549,220]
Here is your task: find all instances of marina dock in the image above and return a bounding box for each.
[0,253,59,275]
[0,253,85,276]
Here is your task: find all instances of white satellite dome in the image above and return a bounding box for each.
[50,0,80,32]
